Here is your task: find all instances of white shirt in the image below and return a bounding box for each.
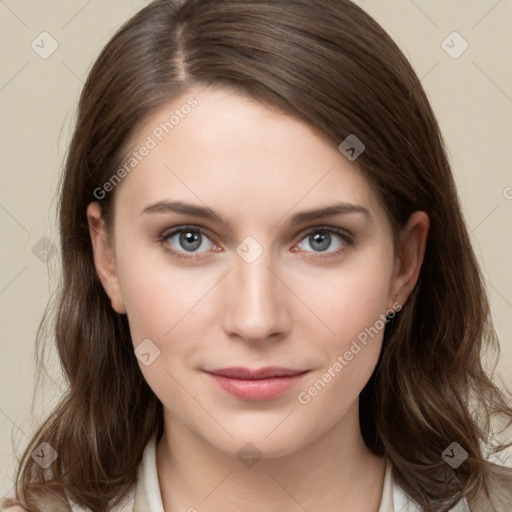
[94,433,470,512]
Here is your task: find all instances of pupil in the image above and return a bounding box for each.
[311,232,330,251]
[181,230,201,251]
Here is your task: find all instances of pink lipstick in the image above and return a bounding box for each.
[203,367,310,400]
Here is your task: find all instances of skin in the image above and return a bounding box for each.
[87,85,429,512]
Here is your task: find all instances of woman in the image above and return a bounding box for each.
[2,0,512,511]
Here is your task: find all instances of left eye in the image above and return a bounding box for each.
[296,228,351,253]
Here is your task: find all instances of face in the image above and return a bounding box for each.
[88,85,426,459]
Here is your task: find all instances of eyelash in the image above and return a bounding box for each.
[156,225,355,262]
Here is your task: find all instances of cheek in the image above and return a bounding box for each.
[113,235,213,342]
[293,241,394,347]
[114,251,211,407]
[295,284,388,432]
[294,242,393,409]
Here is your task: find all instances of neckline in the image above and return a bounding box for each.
[133,434,396,512]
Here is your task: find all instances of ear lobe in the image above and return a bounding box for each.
[389,211,430,309]
[86,202,127,314]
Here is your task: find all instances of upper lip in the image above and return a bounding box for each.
[204,367,309,379]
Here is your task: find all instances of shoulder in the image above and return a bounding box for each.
[468,462,512,512]
[1,506,29,512]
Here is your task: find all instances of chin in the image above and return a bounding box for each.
[204,424,313,461]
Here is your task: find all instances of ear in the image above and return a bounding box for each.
[86,202,127,314]
[388,211,430,310]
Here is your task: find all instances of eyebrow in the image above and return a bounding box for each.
[140,200,370,228]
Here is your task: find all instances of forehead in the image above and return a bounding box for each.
[113,86,386,230]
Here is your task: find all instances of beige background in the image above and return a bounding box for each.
[1,0,511,500]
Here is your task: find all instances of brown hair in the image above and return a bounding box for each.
[3,1,512,511]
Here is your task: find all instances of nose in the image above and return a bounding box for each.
[222,250,291,345]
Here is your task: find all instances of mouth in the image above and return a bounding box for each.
[203,367,311,400]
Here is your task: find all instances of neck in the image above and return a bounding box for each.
[156,402,386,512]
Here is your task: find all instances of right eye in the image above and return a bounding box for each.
[158,225,220,260]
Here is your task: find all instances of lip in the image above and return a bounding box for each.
[203,367,310,400]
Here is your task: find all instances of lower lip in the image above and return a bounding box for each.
[205,371,310,400]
